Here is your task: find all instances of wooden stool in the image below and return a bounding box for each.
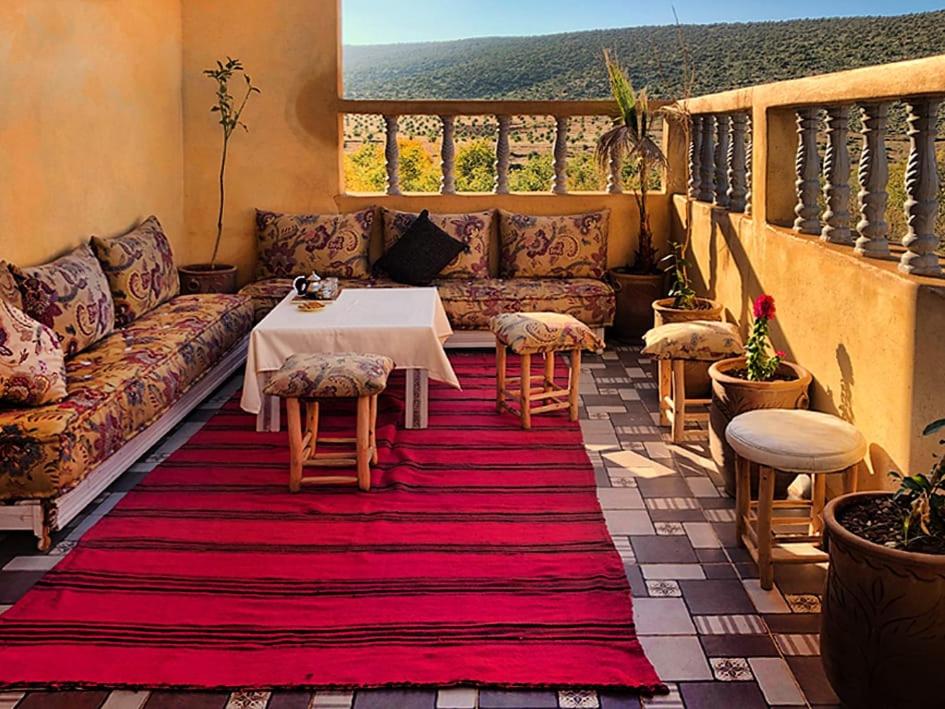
[490,312,603,430]
[642,320,744,443]
[726,409,867,589]
[263,352,394,492]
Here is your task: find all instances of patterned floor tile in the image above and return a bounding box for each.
[612,536,636,563]
[644,497,699,512]
[225,691,270,709]
[639,684,682,708]
[645,579,682,597]
[654,522,685,536]
[785,593,822,613]
[436,687,477,708]
[774,632,821,656]
[749,657,807,705]
[558,689,599,708]
[692,614,768,635]
[710,657,754,681]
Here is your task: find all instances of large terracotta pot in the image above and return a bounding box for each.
[822,492,945,709]
[608,270,664,340]
[708,356,812,496]
[652,297,724,395]
[178,264,238,294]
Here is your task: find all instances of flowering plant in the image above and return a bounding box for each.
[745,294,784,381]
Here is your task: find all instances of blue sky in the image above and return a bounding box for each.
[342,0,943,44]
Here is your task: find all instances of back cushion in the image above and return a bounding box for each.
[0,261,22,310]
[256,208,374,280]
[499,209,609,279]
[13,244,115,358]
[91,215,179,327]
[0,300,68,406]
[382,208,493,279]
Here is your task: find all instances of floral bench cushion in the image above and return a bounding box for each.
[499,210,609,279]
[264,352,394,399]
[0,294,253,500]
[491,312,604,355]
[642,321,744,361]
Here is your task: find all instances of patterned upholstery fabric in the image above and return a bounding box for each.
[255,208,374,280]
[435,278,615,329]
[237,277,408,323]
[642,321,744,361]
[264,352,394,399]
[12,244,115,358]
[0,300,67,406]
[499,210,609,279]
[0,294,253,500]
[91,215,180,327]
[0,261,22,310]
[491,312,604,355]
[381,208,493,279]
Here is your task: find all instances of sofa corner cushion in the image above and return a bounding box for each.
[382,207,492,279]
[0,300,68,406]
[12,244,115,358]
[255,207,374,281]
[91,215,180,327]
[0,261,23,311]
[499,209,609,279]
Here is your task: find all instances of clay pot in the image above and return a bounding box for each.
[821,492,945,709]
[708,356,812,497]
[178,264,238,295]
[652,297,724,395]
[608,270,664,340]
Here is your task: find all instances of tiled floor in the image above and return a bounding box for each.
[0,343,838,708]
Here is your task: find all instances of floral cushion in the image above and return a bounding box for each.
[642,321,744,361]
[264,352,395,399]
[382,208,492,279]
[491,312,604,355]
[91,215,179,327]
[0,294,253,500]
[0,301,67,406]
[0,261,22,310]
[255,208,374,280]
[12,244,115,358]
[499,209,609,279]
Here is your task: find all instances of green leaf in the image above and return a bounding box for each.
[923,419,945,436]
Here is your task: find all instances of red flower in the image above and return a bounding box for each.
[753,294,776,320]
[776,350,786,358]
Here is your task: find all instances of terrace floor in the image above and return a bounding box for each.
[0,342,837,709]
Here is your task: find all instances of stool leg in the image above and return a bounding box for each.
[520,353,532,429]
[844,462,860,494]
[544,351,555,391]
[496,342,507,413]
[306,401,319,459]
[658,359,671,426]
[369,394,379,465]
[757,466,776,590]
[286,398,303,493]
[810,472,827,537]
[568,349,581,422]
[735,455,750,545]
[356,395,371,491]
[671,359,686,443]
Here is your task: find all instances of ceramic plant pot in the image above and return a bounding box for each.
[609,269,664,340]
[178,264,238,294]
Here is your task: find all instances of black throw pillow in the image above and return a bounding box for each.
[373,210,469,286]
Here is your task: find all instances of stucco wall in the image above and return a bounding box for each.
[0,1,184,266]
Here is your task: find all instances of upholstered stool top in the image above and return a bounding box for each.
[263,352,394,399]
[642,320,744,361]
[726,409,867,473]
[490,312,603,355]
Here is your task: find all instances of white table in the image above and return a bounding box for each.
[241,287,460,432]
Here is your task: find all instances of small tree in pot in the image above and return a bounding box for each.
[821,419,945,708]
[179,57,261,294]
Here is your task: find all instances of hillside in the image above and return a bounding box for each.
[343,11,945,100]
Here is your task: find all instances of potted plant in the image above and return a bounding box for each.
[596,50,665,340]
[179,57,260,295]
[821,419,945,708]
[708,295,811,496]
[654,242,723,326]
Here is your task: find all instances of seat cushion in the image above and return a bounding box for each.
[91,215,180,327]
[382,208,492,279]
[0,300,67,406]
[264,352,394,399]
[725,409,867,473]
[642,321,744,361]
[491,312,604,355]
[499,210,609,279]
[0,261,22,310]
[0,294,253,500]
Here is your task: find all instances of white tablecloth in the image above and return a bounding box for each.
[240,287,459,413]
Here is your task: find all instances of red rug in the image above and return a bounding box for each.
[0,352,661,692]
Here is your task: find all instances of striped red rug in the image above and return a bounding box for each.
[0,352,661,692]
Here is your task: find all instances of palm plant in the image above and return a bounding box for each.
[595,49,665,273]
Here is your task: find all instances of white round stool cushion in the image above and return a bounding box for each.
[725,409,867,473]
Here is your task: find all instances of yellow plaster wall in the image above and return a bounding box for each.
[0,1,184,266]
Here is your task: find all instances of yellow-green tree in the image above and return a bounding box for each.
[509,153,554,192]
[455,139,496,192]
[343,142,386,192]
[398,138,439,192]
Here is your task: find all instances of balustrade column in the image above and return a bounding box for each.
[607,149,623,194]
[899,97,942,276]
[821,105,852,244]
[439,115,456,194]
[698,115,715,202]
[713,114,731,208]
[793,107,821,234]
[688,114,703,199]
[552,116,568,194]
[745,115,753,216]
[494,115,510,194]
[727,112,748,212]
[855,103,890,257]
[383,115,400,196]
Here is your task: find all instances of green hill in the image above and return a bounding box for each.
[343,11,945,100]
